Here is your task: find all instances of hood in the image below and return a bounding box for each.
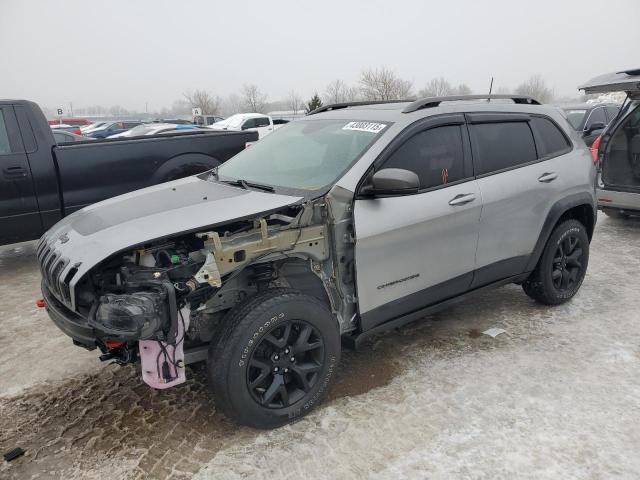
[41,175,302,308]
[579,68,640,97]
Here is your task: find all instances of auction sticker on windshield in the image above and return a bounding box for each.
[342,122,387,134]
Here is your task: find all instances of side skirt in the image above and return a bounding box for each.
[342,273,529,351]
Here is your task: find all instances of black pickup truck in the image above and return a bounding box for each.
[0,100,257,245]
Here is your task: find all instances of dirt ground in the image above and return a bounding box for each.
[1,215,639,479]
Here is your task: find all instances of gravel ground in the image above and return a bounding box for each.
[1,215,639,479]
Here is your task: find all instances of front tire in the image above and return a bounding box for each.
[523,219,589,305]
[208,288,340,429]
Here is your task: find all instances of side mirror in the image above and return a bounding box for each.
[362,168,420,196]
[584,122,605,135]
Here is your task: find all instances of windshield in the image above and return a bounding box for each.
[213,114,245,129]
[563,109,587,130]
[215,119,389,191]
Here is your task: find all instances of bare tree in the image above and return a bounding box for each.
[359,67,413,101]
[515,75,554,103]
[183,89,220,115]
[324,79,349,104]
[418,77,453,97]
[241,84,268,113]
[453,83,472,95]
[287,90,303,113]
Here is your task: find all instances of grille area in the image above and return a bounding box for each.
[37,237,78,308]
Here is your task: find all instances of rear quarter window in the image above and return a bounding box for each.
[530,116,571,158]
[469,121,537,175]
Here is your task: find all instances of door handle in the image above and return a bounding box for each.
[3,166,27,178]
[449,193,476,206]
[538,172,558,183]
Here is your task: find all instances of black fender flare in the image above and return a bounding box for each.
[525,192,597,272]
[150,153,221,184]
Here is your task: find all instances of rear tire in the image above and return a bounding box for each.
[208,288,340,429]
[523,219,589,305]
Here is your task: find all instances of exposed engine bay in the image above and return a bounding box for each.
[63,189,357,388]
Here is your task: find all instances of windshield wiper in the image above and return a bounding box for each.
[219,178,275,192]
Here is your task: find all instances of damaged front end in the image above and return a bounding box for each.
[40,194,355,389]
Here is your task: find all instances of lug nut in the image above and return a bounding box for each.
[284,348,290,354]
[274,354,280,361]
[284,368,289,373]
[290,357,295,363]
[273,366,279,373]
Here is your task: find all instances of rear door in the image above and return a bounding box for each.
[469,113,561,287]
[0,105,41,244]
[354,115,481,330]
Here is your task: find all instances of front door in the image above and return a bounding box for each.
[353,116,481,331]
[0,105,40,244]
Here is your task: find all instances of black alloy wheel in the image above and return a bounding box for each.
[551,233,584,292]
[247,320,325,409]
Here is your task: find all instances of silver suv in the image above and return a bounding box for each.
[39,95,597,428]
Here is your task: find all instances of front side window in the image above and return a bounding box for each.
[530,117,571,158]
[242,119,256,129]
[585,107,606,130]
[0,110,11,155]
[215,119,388,192]
[470,121,537,175]
[382,125,466,189]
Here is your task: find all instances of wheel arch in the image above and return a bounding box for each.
[150,152,221,183]
[525,193,596,272]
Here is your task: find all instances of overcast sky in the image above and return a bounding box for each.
[1,0,637,112]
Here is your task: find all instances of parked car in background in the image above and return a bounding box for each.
[108,123,200,138]
[557,103,620,147]
[580,68,640,218]
[38,94,596,429]
[0,99,257,245]
[194,114,225,126]
[86,120,143,139]
[48,117,92,127]
[209,113,283,139]
[80,121,109,133]
[51,124,82,135]
[153,118,194,125]
[52,130,92,143]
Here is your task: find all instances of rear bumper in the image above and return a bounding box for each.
[42,280,97,348]
[597,187,640,212]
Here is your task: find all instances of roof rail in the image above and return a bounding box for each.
[402,95,540,113]
[307,99,413,116]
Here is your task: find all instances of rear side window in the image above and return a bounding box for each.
[606,106,620,121]
[0,110,12,154]
[470,122,537,175]
[255,117,270,128]
[382,125,466,189]
[530,117,571,158]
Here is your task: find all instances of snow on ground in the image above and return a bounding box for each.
[1,215,639,479]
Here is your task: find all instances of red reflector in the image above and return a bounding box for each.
[598,198,612,203]
[36,298,46,308]
[105,340,125,350]
[591,136,602,164]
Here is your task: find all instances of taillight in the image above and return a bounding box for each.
[591,135,602,165]
[74,128,82,135]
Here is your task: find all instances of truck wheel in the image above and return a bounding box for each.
[208,288,340,429]
[601,208,629,219]
[523,219,589,305]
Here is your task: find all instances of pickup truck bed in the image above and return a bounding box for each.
[0,100,257,245]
